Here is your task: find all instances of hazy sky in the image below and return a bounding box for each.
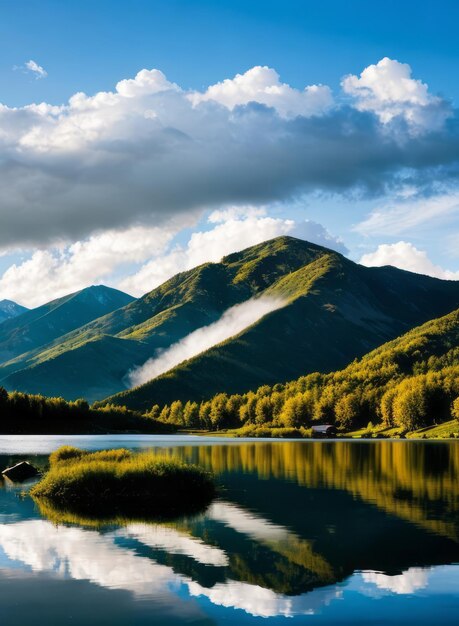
[1,0,459,307]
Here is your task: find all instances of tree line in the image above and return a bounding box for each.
[145,312,459,433]
[0,388,172,434]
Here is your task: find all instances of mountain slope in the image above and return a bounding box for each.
[5,236,459,406]
[0,286,134,363]
[103,240,459,411]
[1,238,330,401]
[0,300,28,324]
[165,306,459,432]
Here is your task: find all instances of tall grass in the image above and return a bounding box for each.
[31,446,216,519]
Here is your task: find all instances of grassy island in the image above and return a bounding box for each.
[31,446,216,519]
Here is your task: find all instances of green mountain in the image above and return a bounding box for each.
[102,237,459,411]
[0,300,28,324]
[0,285,134,364]
[4,236,459,407]
[127,307,459,434]
[0,238,326,400]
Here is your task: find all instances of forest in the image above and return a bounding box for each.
[0,387,172,434]
[144,309,459,436]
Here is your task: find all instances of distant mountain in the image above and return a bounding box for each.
[0,299,28,324]
[4,237,459,407]
[0,285,134,365]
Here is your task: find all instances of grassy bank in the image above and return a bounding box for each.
[31,446,216,519]
[188,420,459,439]
[343,420,459,439]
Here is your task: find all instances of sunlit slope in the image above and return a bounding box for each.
[4,236,459,404]
[105,251,459,411]
[1,238,330,401]
[4,336,152,401]
[0,286,134,364]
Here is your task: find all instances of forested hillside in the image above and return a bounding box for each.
[0,285,133,364]
[3,236,459,408]
[137,308,459,433]
[105,237,459,411]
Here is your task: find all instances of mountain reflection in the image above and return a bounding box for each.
[0,440,458,619]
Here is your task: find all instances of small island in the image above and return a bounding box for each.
[31,446,216,520]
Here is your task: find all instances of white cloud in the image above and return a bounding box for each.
[0,206,346,307]
[359,241,459,280]
[0,520,177,596]
[0,225,175,307]
[362,568,429,595]
[342,57,451,132]
[0,60,456,252]
[0,517,339,619]
[129,295,287,386]
[115,68,179,97]
[189,65,333,118]
[25,59,48,79]
[119,209,346,297]
[188,578,340,618]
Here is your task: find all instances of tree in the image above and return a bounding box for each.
[452,397,459,421]
[169,401,184,425]
[255,396,272,424]
[183,401,200,428]
[392,378,430,430]
[209,394,229,430]
[334,393,360,429]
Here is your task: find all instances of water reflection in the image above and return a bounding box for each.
[0,438,459,624]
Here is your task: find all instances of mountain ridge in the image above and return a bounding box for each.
[0,299,28,325]
[0,285,134,364]
[101,238,459,410]
[3,236,459,406]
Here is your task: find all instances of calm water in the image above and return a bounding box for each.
[1,435,459,625]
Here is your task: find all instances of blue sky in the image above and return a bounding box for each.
[3,0,459,106]
[1,0,459,306]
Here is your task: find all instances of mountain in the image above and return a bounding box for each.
[101,237,459,411]
[4,236,459,407]
[0,238,330,400]
[0,285,134,365]
[139,306,459,432]
[0,300,28,324]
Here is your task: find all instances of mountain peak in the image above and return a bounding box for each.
[0,299,28,324]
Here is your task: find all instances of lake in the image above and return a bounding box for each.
[1,435,458,625]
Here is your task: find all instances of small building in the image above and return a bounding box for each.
[311,424,337,438]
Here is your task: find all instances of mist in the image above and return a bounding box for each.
[129,296,287,388]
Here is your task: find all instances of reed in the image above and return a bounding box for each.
[31,446,216,519]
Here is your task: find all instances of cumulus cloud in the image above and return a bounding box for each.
[129,296,287,387]
[0,60,457,251]
[24,59,48,79]
[0,518,339,619]
[119,208,346,296]
[188,578,340,618]
[189,65,333,118]
[0,207,346,306]
[362,568,429,595]
[359,241,459,279]
[0,225,175,307]
[342,57,451,132]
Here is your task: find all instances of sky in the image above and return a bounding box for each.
[1,0,459,307]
